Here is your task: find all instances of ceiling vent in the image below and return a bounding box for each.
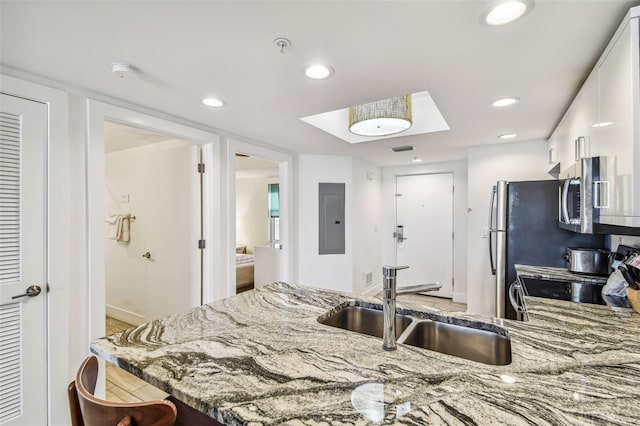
[390,145,416,153]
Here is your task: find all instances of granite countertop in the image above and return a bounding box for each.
[515,264,609,285]
[91,282,640,425]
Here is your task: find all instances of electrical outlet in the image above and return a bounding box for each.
[366,272,373,285]
[119,194,130,203]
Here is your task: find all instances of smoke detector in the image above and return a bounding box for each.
[111,62,139,79]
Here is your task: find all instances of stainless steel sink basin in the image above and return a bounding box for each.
[402,321,512,365]
[319,306,413,339]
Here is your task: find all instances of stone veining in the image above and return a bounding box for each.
[92,282,640,425]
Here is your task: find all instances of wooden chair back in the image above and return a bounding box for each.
[68,356,177,426]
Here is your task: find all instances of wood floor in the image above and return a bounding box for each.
[104,295,465,403]
[105,317,168,403]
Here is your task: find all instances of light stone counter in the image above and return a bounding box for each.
[91,282,640,425]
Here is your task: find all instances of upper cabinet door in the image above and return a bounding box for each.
[598,20,634,218]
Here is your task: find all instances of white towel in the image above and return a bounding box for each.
[106,214,131,242]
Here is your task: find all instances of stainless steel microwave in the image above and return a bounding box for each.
[559,157,609,233]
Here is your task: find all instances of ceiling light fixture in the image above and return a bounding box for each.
[412,157,423,163]
[592,121,613,128]
[201,97,224,107]
[349,95,412,137]
[485,1,529,26]
[304,64,334,80]
[499,133,518,139]
[491,97,520,107]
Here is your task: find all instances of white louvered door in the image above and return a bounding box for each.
[0,94,47,425]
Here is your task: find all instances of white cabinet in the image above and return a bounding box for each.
[549,7,640,227]
[597,18,636,223]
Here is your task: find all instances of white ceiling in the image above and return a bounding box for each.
[2,1,638,166]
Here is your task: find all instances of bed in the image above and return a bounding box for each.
[236,253,255,290]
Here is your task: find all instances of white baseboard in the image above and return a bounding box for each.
[105,304,146,326]
[360,283,382,297]
[452,292,467,305]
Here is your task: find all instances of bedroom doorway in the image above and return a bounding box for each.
[103,121,204,324]
[234,153,280,294]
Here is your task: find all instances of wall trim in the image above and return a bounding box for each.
[105,304,146,326]
[452,292,467,305]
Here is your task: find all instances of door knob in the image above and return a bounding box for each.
[142,252,151,259]
[12,285,42,299]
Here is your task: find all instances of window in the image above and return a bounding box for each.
[268,183,280,242]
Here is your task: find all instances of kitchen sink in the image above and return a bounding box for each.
[318,306,413,339]
[402,320,512,366]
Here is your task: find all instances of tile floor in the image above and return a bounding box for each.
[104,295,465,402]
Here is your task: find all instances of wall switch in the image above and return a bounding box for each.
[119,194,130,203]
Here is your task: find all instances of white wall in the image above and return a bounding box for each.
[466,139,550,316]
[352,159,383,295]
[382,160,468,303]
[297,155,353,292]
[105,140,199,325]
[236,176,278,252]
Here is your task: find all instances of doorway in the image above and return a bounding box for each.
[225,139,292,297]
[395,173,454,298]
[103,121,203,325]
[234,153,280,293]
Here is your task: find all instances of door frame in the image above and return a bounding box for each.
[382,161,468,304]
[223,138,293,297]
[394,172,455,297]
[0,74,70,425]
[87,100,220,345]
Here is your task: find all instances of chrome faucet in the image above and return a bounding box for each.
[382,266,442,351]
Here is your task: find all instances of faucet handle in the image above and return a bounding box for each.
[382,265,409,277]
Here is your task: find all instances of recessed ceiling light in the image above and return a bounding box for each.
[499,133,518,139]
[201,97,224,107]
[412,157,423,163]
[491,97,520,107]
[485,1,529,26]
[592,121,613,128]
[304,64,334,80]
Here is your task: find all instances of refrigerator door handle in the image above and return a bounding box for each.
[488,186,497,275]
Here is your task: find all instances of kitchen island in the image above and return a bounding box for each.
[91,282,640,425]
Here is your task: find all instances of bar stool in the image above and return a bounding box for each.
[68,356,176,426]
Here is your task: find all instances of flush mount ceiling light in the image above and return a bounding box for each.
[491,97,520,107]
[484,1,530,26]
[412,157,423,163]
[499,133,518,139]
[349,95,412,137]
[304,64,334,80]
[201,97,224,107]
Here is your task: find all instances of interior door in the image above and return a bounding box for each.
[0,94,47,425]
[143,143,201,320]
[395,173,454,298]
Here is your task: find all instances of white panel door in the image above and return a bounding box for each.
[0,94,47,425]
[395,173,453,298]
[144,144,201,321]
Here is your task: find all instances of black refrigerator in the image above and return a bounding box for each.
[488,180,606,320]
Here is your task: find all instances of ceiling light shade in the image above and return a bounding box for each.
[485,1,528,26]
[491,97,520,107]
[201,97,224,107]
[304,64,333,79]
[349,95,412,137]
[499,133,518,139]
